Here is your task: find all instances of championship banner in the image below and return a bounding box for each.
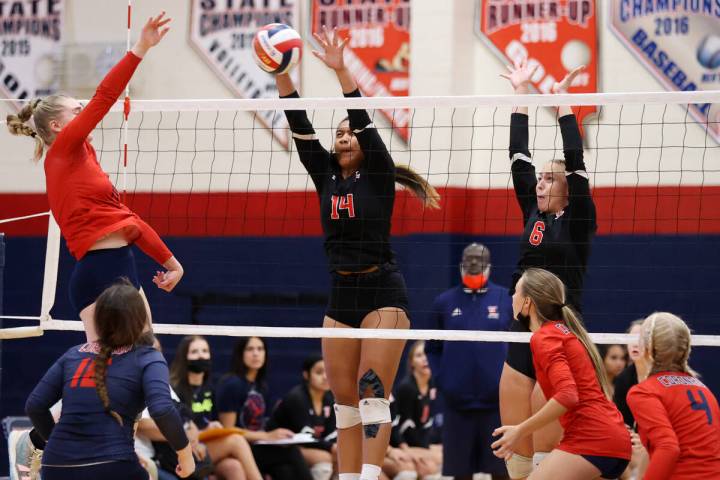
[476,0,598,126]
[609,2,720,143]
[0,0,63,101]
[309,0,411,142]
[190,0,301,148]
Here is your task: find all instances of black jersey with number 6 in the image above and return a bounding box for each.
[282,89,396,272]
[509,112,597,310]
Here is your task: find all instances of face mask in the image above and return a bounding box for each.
[462,273,488,290]
[187,358,211,374]
[515,299,531,330]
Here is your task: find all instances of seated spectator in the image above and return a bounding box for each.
[216,337,312,480]
[169,335,262,480]
[598,344,627,398]
[270,354,336,480]
[394,341,442,479]
[380,393,426,480]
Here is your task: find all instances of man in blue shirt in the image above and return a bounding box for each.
[425,243,512,480]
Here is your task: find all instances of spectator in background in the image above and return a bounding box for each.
[598,344,627,399]
[613,320,648,427]
[169,335,262,480]
[610,321,650,480]
[394,341,442,479]
[425,243,512,480]
[216,337,312,480]
[271,354,337,480]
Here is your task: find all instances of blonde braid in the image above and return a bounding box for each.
[6,99,45,161]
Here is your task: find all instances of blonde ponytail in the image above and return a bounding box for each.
[6,99,44,162]
[6,94,70,162]
[561,305,612,398]
[395,165,440,209]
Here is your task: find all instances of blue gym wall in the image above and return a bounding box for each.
[2,233,720,473]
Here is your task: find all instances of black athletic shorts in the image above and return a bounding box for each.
[68,246,141,316]
[326,263,410,328]
[505,320,536,379]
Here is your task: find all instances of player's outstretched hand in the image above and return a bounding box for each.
[132,11,171,58]
[500,57,538,93]
[552,65,586,94]
[312,26,348,71]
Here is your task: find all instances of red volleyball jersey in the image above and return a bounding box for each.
[44,52,171,265]
[627,372,720,479]
[531,321,631,459]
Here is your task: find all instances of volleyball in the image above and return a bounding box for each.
[252,23,303,75]
[697,34,720,69]
[561,40,591,71]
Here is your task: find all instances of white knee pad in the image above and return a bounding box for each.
[393,471,418,480]
[334,403,362,429]
[358,397,391,426]
[533,451,549,468]
[310,461,333,480]
[506,453,533,479]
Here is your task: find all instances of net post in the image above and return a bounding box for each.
[40,214,60,322]
[0,232,4,407]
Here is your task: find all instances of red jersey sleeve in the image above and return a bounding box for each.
[52,52,141,154]
[627,385,681,480]
[535,328,580,409]
[130,218,173,266]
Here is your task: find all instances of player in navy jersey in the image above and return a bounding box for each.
[274,27,439,480]
[25,280,194,479]
[497,58,597,479]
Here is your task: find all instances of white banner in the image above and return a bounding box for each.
[189,0,301,148]
[0,0,63,100]
[609,1,720,143]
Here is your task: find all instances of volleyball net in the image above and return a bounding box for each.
[0,90,719,345]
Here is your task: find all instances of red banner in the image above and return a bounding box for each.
[476,0,599,125]
[309,0,410,141]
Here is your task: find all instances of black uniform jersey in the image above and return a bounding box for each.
[283,89,396,272]
[270,384,336,450]
[509,112,597,310]
[394,376,440,448]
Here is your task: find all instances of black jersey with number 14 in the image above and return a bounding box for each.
[283,89,396,272]
[509,112,597,310]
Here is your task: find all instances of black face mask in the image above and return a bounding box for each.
[515,312,531,331]
[187,358,211,374]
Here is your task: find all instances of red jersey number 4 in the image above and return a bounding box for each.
[331,194,356,219]
[529,220,545,246]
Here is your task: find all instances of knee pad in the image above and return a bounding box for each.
[533,451,549,468]
[392,471,418,480]
[334,403,362,429]
[506,453,533,479]
[358,397,391,438]
[310,462,333,480]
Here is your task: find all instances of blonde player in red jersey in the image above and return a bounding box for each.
[627,312,720,479]
[491,268,631,479]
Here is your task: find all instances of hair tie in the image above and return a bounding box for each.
[30,132,36,138]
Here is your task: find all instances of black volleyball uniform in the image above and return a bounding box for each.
[506,112,597,379]
[282,89,409,328]
[270,384,337,451]
[394,376,440,448]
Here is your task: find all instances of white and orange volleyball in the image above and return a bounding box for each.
[252,23,303,75]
